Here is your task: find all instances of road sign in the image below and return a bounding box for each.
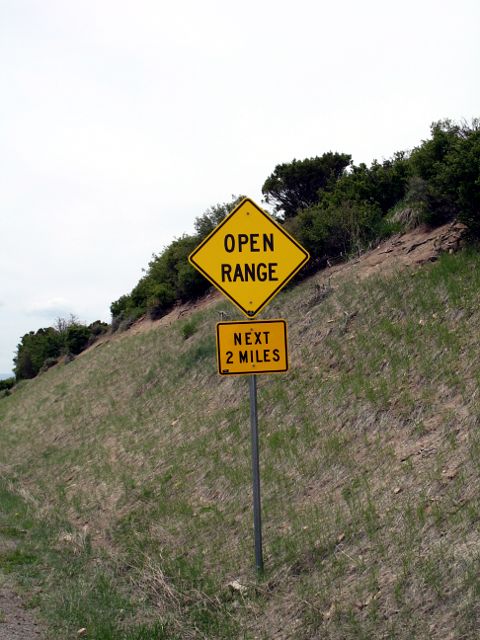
[216,320,288,375]
[189,198,309,317]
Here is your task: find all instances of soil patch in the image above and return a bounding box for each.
[319,221,466,284]
[0,584,43,640]
[0,538,43,639]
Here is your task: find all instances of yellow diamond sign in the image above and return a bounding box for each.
[189,198,309,317]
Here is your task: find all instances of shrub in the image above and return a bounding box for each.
[39,357,59,373]
[291,199,383,269]
[65,324,91,355]
[193,196,244,238]
[14,328,64,380]
[88,320,109,336]
[0,377,15,392]
[409,119,480,231]
[262,153,352,219]
[118,315,140,333]
[13,316,103,380]
[180,319,199,340]
[145,283,176,320]
[110,294,131,319]
[322,153,411,216]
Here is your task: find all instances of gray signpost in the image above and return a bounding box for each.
[249,374,264,572]
[188,197,309,572]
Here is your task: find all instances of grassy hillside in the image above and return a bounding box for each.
[1,246,480,639]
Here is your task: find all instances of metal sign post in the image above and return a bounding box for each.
[188,196,310,574]
[249,374,264,573]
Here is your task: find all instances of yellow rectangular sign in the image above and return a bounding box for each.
[216,320,288,375]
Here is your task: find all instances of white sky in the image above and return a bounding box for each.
[1,0,479,373]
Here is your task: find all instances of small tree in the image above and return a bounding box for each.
[292,199,382,268]
[262,153,351,219]
[193,195,244,238]
[0,377,15,392]
[65,324,91,355]
[409,119,480,230]
[14,328,63,380]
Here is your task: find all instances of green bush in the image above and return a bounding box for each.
[65,324,91,355]
[180,318,199,340]
[110,294,131,319]
[409,119,480,231]
[111,309,144,333]
[110,196,243,328]
[327,153,411,215]
[0,377,15,392]
[14,317,106,380]
[14,328,64,380]
[193,196,244,237]
[88,320,109,337]
[262,153,352,219]
[39,357,59,373]
[13,119,480,383]
[290,199,383,268]
[146,283,176,320]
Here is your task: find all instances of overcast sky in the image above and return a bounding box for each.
[1,0,479,373]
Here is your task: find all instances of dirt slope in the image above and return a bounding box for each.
[84,220,467,349]
[322,220,465,281]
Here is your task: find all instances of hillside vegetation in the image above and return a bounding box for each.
[1,232,480,639]
[108,118,480,328]
[11,118,480,383]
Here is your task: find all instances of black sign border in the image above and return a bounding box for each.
[215,319,289,376]
[188,198,309,317]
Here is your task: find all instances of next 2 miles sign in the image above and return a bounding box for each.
[189,198,309,317]
[216,320,288,375]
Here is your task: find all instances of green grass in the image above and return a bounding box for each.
[1,248,480,637]
[0,478,175,638]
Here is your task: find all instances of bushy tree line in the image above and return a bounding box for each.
[262,119,480,271]
[261,153,352,218]
[110,197,244,330]
[110,119,479,329]
[10,119,478,384]
[14,317,108,381]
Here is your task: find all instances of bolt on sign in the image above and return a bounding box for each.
[216,320,288,375]
[188,197,310,317]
